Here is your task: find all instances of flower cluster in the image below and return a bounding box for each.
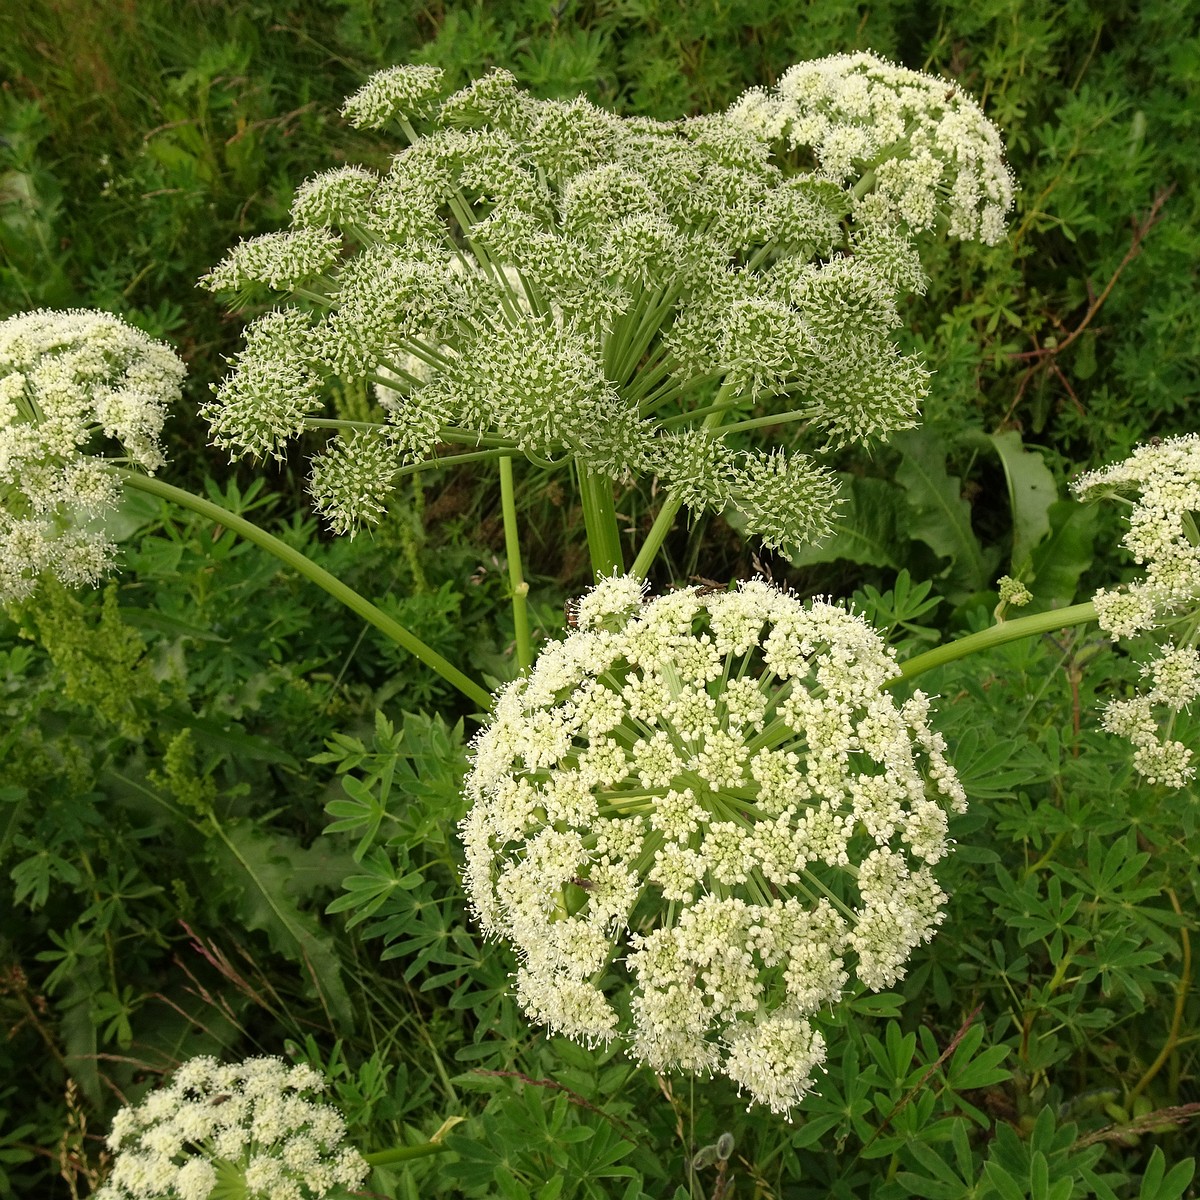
[1073,435,1200,786]
[196,56,1005,546]
[0,309,183,603]
[94,1055,369,1200]
[460,576,966,1115]
[728,51,1014,243]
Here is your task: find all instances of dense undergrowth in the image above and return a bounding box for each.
[1,1,1198,1197]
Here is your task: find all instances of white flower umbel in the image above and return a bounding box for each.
[94,1055,369,1200]
[199,59,989,544]
[460,577,966,1116]
[0,309,183,603]
[728,51,1014,244]
[1073,435,1200,786]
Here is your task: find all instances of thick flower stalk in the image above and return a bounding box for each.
[0,309,183,603]
[727,51,1014,244]
[94,1055,369,1200]
[459,576,966,1115]
[1073,434,1200,786]
[196,57,1011,550]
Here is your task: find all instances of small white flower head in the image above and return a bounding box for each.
[200,308,322,463]
[996,575,1032,609]
[291,166,379,229]
[648,429,843,551]
[342,63,447,129]
[728,51,1015,243]
[200,228,343,295]
[1073,435,1200,785]
[421,313,652,477]
[93,1054,369,1200]
[308,429,406,536]
[727,448,843,552]
[461,578,965,1116]
[439,68,527,131]
[0,309,184,602]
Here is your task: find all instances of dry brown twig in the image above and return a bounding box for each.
[1001,185,1175,427]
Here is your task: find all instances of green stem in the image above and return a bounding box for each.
[629,383,739,579]
[499,456,532,672]
[886,602,1098,688]
[116,470,493,712]
[363,1143,451,1165]
[851,167,878,200]
[717,407,814,436]
[304,418,518,451]
[578,468,624,580]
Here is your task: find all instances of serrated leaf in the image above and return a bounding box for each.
[784,474,907,568]
[208,821,354,1026]
[894,430,989,595]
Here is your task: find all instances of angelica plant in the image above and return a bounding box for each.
[199,56,1011,597]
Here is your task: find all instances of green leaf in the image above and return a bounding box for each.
[326,847,424,927]
[1026,500,1097,608]
[784,474,907,569]
[208,820,355,1026]
[164,710,301,768]
[1139,1148,1196,1200]
[950,726,1042,800]
[1029,1149,1050,1200]
[983,1160,1027,1200]
[893,430,989,595]
[963,431,1058,573]
[0,786,28,866]
[118,607,230,643]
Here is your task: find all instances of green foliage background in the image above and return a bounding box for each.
[0,1,1198,1197]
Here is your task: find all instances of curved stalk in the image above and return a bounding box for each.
[116,470,493,712]
[885,602,1098,688]
[499,456,532,672]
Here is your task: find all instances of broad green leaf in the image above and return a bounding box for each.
[963,430,1058,572]
[784,474,907,569]
[118,607,230,643]
[209,820,355,1026]
[894,430,989,595]
[1026,500,1097,608]
[165,710,301,768]
[60,989,102,1104]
